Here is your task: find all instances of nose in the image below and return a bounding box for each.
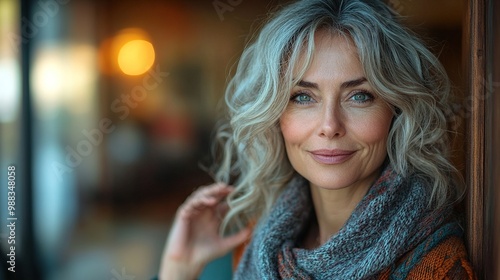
[318,105,346,138]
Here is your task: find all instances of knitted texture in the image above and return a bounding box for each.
[376,235,475,279]
[233,165,472,279]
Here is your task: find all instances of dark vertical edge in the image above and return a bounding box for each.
[489,0,500,278]
[464,0,486,278]
[484,0,494,278]
[20,0,40,279]
[463,0,472,272]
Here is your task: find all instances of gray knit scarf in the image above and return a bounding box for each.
[233,165,460,279]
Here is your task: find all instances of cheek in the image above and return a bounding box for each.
[353,110,393,147]
[279,112,302,146]
[279,110,316,147]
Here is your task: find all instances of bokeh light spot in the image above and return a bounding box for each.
[117,39,155,76]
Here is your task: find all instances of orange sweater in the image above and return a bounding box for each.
[233,235,476,279]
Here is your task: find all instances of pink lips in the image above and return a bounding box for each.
[309,149,356,164]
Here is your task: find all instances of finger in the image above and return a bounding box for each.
[179,201,208,219]
[178,197,207,219]
[188,183,229,202]
[180,195,221,220]
[199,184,233,202]
[218,227,252,253]
[185,189,231,213]
[215,202,229,218]
[179,183,233,219]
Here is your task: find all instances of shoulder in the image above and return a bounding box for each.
[379,235,476,280]
[406,236,476,279]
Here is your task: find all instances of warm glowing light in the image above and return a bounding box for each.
[32,44,97,118]
[117,39,155,76]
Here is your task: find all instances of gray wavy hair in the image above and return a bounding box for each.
[212,0,464,232]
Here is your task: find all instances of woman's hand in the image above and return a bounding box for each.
[158,183,251,280]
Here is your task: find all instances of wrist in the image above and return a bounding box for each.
[159,258,203,280]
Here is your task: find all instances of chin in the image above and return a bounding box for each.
[304,172,358,190]
[301,165,382,192]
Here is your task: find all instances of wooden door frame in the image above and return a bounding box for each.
[488,0,500,278]
[465,0,500,279]
[464,0,485,278]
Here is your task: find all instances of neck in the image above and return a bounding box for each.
[309,174,379,245]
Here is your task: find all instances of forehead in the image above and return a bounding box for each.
[292,29,364,83]
[314,29,357,54]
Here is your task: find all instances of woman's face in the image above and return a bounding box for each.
[280,31,393,191]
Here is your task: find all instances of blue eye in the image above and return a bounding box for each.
[291,93,314,104]
[350,91,373,103]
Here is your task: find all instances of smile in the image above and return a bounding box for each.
[308,149,356,165]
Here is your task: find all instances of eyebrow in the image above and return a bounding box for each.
[296,77,368,90]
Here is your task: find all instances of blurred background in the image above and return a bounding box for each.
[0,0,465,279]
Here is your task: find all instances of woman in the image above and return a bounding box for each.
[158,0,475,279]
